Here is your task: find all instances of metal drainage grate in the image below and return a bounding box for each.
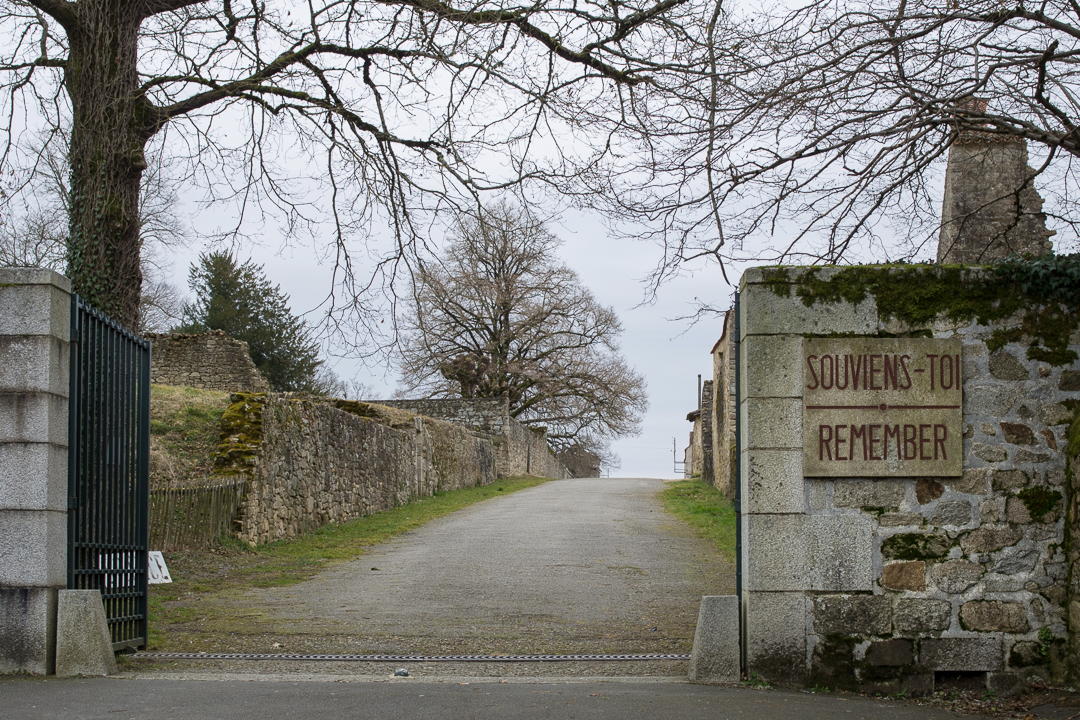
[134,652,691,663]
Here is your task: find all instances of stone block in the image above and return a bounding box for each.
[0,272,71,340]
[964,383,1021,417]
[688,595,740,684]
[0,510,66,587]
[813,594,891,636]
[0,336,69,396]
[0,443,67,510]
[991,548,1039,575]
[878,512,923,527]
[832,479,906,510]
[0,586,56,675]
[988,350,1029,381]
[931,559,984,594]
[960,526,1022,553]
[881,561,926,591]
[807,514,874,592]
[745,398,802,449]
[742,335,802,398]
[991,469,1028,491]
[915,479,944,504]
[865,639,914,667]
[55,590,117,677]
[920,637,1003,671]
[745,591,807,682]
[1005,497,1031,524]
[0,393,67,445]
[744,450,804,514]
[894,598,951,635]
[746,514,806,591]
[960,601,1029,633]
[1039,403,1073,426]
[1000,422,1036,445]
[950,468,991,495]
[739,282,879,337]
[1009,641,1045,667]
[931,500,973,527]
[972,443,1008,463]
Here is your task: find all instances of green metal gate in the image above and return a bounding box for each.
[67,295,152,650]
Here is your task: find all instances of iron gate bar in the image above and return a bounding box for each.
[134,652,692,663]
[68,295,152,651]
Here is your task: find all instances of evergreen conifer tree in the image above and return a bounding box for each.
[178,252,323,392]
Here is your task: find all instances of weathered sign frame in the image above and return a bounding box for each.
[803,337,963,477]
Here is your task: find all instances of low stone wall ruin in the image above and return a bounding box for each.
[146,331,268,392]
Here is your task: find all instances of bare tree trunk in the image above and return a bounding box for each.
[64,3,150,328]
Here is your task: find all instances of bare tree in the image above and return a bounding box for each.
[588,0,1080,285]
[0,0,701,328]
[398,201,647,450]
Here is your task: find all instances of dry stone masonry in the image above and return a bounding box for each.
[145,331,269,392]
[218,394,568,545]
[372,397,571,479]
[738,264,1080,693]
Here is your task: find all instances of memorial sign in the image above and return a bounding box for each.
[803,337,963,477]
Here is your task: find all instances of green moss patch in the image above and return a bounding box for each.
[1018,486,1063,522]
[762,256,1080,365]
[881,532,950,560]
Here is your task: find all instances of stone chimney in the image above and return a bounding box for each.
[937,99,1054,263]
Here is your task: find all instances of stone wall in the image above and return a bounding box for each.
[1068,409,1080,686]
[686,410,703,477]
[500,419,568,479]
[145,331,268,392]
[711,312,738,498]
[700,381,715,486]
[225,396,496,545]
[373,396,569,480]
[373,397,509,436]
[738,264,1080,693]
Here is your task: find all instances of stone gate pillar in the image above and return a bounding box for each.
[0,268,71,674]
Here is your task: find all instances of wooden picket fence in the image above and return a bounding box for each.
[149,476,246,550]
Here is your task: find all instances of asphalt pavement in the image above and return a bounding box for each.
[0,674,993,720]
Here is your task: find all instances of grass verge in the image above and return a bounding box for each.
[660,479,737,560]
[147,475,548,649]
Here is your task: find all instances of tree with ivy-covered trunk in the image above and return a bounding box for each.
[177,251,323,392]
[0,0,699,329]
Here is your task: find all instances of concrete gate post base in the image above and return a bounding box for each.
[688,595,740,684]
[55,590,117,677]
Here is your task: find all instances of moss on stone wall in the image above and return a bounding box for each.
[213,392,267,476]
[762,256,1080,365]
[1017,486,1063,522]
[881,532,951,560]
